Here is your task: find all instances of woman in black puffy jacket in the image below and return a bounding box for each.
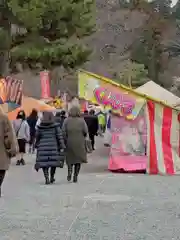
[34,111,65,184]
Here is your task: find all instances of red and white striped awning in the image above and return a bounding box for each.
[146,101,180,175]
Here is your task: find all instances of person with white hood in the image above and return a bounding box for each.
[12,110,30,165]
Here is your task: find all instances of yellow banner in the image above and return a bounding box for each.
[78,70,145,119]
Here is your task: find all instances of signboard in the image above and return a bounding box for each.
[78,70,145,119]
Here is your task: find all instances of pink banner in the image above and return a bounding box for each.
[108,114,147,171]
[40,71,50,99]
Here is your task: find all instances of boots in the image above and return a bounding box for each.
[16,159,25,165]
[73,175,78,183]
[43,168,50,185]
[73,164,81,183]
[67,165,73,182]
[20,159,25,165]
[45,176,50,185]
[16,160,20,165]
[50,167,56,184]
[67,164,81,182]
[43,167,56,185]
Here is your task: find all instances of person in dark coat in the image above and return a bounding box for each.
[84,109,98,150]
[62,106,88,183]
[83,110,90,126]
[55,110,66,128]
[27,109,38,153]
[35,111,65,185]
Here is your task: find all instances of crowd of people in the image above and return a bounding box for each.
[0,105,107,198]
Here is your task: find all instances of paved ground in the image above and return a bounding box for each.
[1,137,180,239]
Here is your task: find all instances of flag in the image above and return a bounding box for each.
[146,101,180,175]
[40,70,50,99]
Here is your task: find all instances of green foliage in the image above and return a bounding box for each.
[118,61,148,88]
[0,0,95,73]
[11,40,91,69]
[173,0,180,20]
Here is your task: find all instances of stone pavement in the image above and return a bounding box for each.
[1,137,180,240]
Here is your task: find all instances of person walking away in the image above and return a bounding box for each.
[83,110,91,130]
[34,111,65,184]
[84,110,98,150]
[55,110,66,128]
[27,109,38,153]
[97,111,106,136]
[63,106,88,183]
[0,107,18,197]
[12,110,30,165]
[88,109,99,150]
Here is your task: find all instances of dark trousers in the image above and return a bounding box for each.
[0,170,6,197]
[43,167,56,179]
[29,135,36,153]
[29,142,35,153]
[89,134,95,149]
[68,163,81,177]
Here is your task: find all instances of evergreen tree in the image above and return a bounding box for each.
[0,0,95,75]
[119,61,148,88]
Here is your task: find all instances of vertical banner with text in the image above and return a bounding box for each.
[40,70,50,99]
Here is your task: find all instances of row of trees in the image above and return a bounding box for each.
[0,0,95,76]
[118,0,180,88]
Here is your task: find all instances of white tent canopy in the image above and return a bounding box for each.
[136,81,180,107]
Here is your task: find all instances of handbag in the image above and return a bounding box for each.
[85,136,93,154]
[59,150,65,168]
